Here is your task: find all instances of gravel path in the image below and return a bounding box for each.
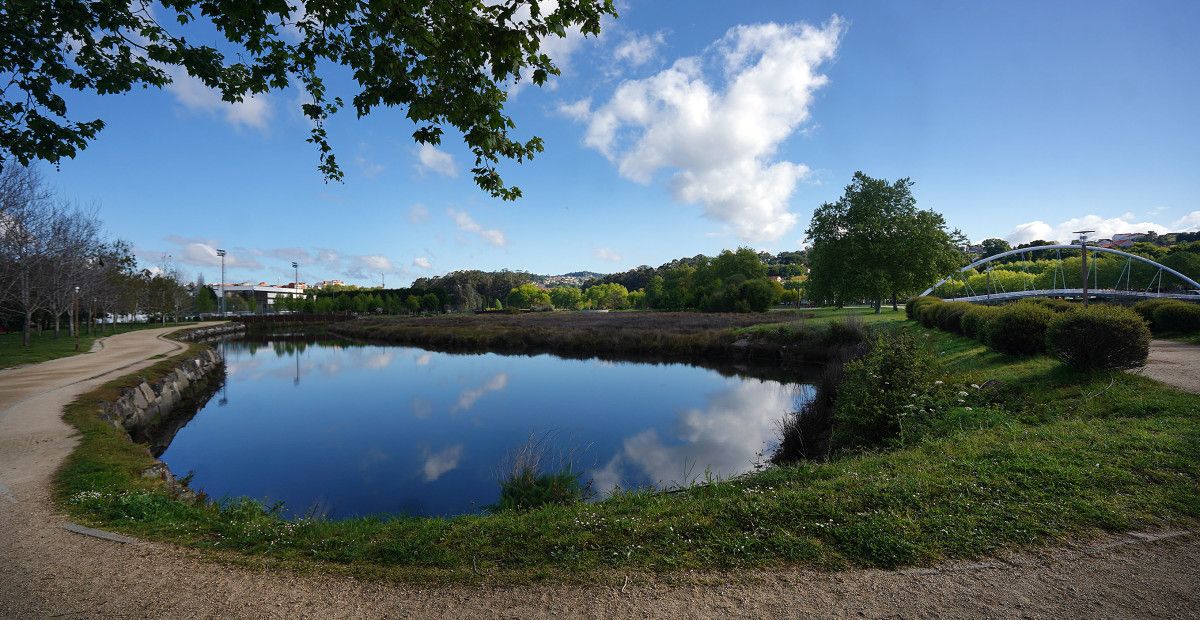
[2,326,1198,619]
[1139,339,1200,394]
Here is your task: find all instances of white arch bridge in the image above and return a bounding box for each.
[921,244,1200,303]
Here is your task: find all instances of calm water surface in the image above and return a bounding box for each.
[160,338,813,518]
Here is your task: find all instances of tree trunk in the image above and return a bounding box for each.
[891,292,898,311]
[53,312,61,339]
[23,311,33,348]
[873,298,882,314]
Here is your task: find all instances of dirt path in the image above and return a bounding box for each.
[1139,339,1200,394]
[2,326,1198,619]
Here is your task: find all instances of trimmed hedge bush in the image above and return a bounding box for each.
[1045,305,1150,371]
[905,296,941,320]
[916,299,944,328]
[1153,301,1200,333]
[960,305,998,341]
[935,301,974,334]
[1132,299,1175,330]
[985,302,1057,355]
[1023,297,1077,313]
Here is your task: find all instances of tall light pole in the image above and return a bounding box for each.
[73,285,80,351]
[292,261,299,314]
[217,249,227,316]
[1073,230,1095,307]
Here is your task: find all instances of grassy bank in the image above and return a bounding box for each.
[329,310,866,367]
[0,322,195,370]
[54,312,1199,584]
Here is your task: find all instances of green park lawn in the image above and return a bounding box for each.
[0,322,194,370]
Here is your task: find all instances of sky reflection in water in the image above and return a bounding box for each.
[159,339,813,518]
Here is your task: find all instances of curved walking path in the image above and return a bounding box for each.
[2,326,1199,619]
[1139,339,1200,394]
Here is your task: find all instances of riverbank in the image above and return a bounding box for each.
[44,310,1199,585]
[326,310,868,367]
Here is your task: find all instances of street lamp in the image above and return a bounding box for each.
[1072,230,1095,306]
[216,249,227,315]
[73,285,80,351]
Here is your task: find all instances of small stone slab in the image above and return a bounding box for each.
[0,481,16,503]
[63,523,137,544]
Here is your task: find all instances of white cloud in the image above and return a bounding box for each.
[557,98,592,121]
[421,443,464,482]
[574,17,845,242]
[613,31,666,67]
[448,208,507,247]
[590,380,804,495]
[408,203,430,224]
[594,247,622,262]
[453,373,508,413]
[165,67,272,130]
[1173,211,1200,231]
[1003,211,1199,245]
[354,155,385,178]
[412,256,433,269]
[415,143,458,177]
[359,255,393,272]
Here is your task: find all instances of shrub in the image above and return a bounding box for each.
[905,296,940,320]
[1132,299,1175,329]
[916,298,944,328]
[960,305,998,341]
[830,331,939,452]
[985,302,1057,355]
[1023,297,1077,313]
[935,302,974,334]
[493,467,586,512]
[1153,301,1200,333]
[1045,305,1150,371]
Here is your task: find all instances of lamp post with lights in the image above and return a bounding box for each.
[216,249,227,315]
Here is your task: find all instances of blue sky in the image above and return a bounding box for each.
[43,0,1200,286]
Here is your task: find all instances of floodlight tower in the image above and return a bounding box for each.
[216,249,227,315]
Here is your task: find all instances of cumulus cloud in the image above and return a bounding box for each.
[165,67,272,130]
[415,143,458,177]
[453,373,509,413]
[571,17,844,242]
[590,380,806,495]
[448,209,507,247]
[421,443,464,482]
[354,155,385,178]
[613,31,666,67]
[557,98,592,121]
[1003,211,1200,245]
[593,247,622,263]
[412,256,433,269]
[408,203,430,224]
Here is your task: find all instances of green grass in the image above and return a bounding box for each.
[0,322,195,369]
[52,314,1200,584]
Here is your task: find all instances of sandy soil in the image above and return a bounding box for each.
[1,325,1198,619]
[1138,339,1200,394]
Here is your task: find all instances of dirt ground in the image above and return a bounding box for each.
[1,325,1198,619]
[1137,339,1200,394]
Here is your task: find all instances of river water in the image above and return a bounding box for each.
[159,337,814,518]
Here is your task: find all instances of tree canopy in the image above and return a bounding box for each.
[805,172,966,311]
[0,0,616,199]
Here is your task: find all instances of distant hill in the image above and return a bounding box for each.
[528,271,606,287]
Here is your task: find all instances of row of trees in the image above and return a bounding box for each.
[498,248,796,313]
[0,167,194,346]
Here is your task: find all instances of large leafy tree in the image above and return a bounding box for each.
[0,0,615,199]
[806,172,966,312]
